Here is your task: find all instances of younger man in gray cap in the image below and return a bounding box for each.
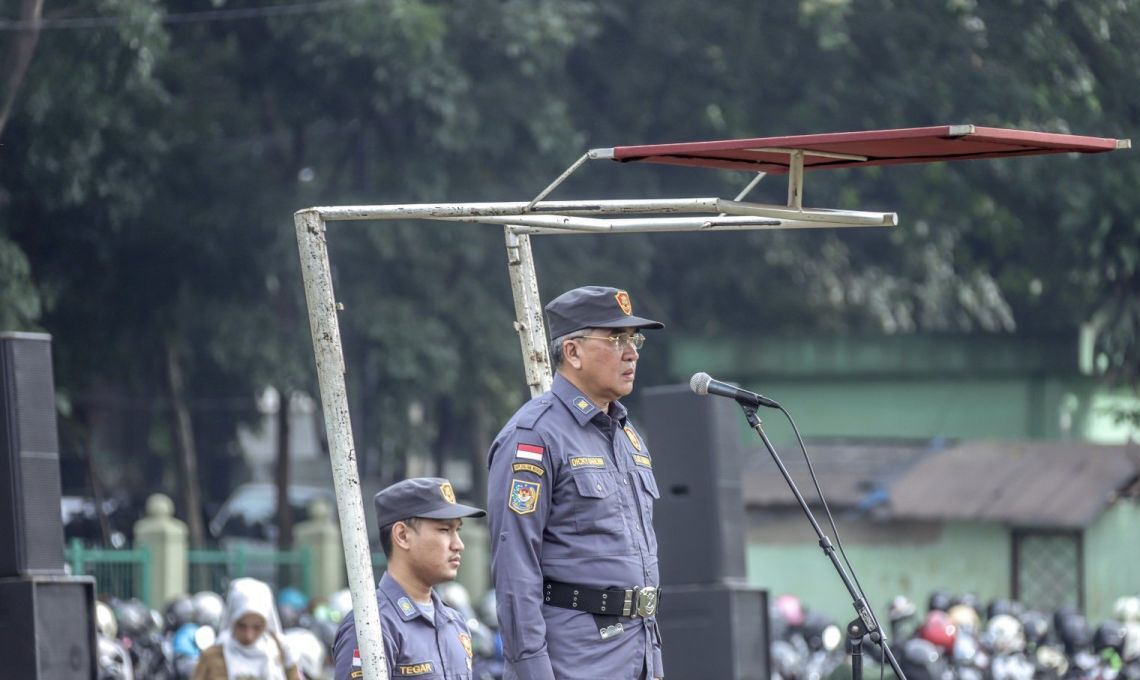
[487,286,665,680]
[333,477,485,679]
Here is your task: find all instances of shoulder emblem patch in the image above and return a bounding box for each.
[440,481,456,504]
[508,479,540,515]
[624,425,642,451]
[512,462,545,476]
[398,597,415,617]
[397,662,434,676]
[570,456,606,469]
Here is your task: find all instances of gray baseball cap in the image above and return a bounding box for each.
[374,477,485,528]
[544,286,664,339]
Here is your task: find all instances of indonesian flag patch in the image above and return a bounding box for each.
[515,443,544,462]
[353,648,361,667]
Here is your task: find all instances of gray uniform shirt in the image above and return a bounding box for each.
[332,572,474,680]
[487,374,663,680]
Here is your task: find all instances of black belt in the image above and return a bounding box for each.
[543,580,660,618]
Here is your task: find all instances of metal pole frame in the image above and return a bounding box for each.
[292,150,897,680]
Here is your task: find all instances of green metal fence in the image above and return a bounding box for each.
[189,544,314,596]
[66,538,152,605]
[64,540,324,605]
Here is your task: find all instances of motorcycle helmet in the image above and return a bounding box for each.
[948,603,981,635]
[1114,596,1140,624]
[192,590,225,630]
[165,595,197,632]
[899,638,948,680]
[95,600,118,639]
[172,622,203,659]
[986,598,1014,621]
[928,590,953,613]
[1019,609,1050,648]
[114,598,153,636]
[326,588,353,622]
[889,595,917,622]
[283,627,326,678]
[1123,621,1140,662]
[277,586,309,611]
[436,581,475,621]
[479,589,498,630]
[770,639,801,680]
[987,614,1026,654]
[1093,619,1126,655]
[1054,606,1090,655]
[774,594,806,628]
[918,610,957,651]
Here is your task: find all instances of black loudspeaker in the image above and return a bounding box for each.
[659,584,770,680]
[0,576,97,679]
[0,332,66,577]
[639,384,747,585]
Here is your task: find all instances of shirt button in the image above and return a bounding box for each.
[624,479,629,485]
[595,483,602,491]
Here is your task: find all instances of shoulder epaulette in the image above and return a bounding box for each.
[517,397,554,430]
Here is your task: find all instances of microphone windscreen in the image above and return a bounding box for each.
[689,372,712,395]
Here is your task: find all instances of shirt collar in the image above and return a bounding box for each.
[379,571,438,625]
[552,374,627,427]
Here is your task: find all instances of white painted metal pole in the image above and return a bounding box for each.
[504,228,552,397]
[294,209,389,680]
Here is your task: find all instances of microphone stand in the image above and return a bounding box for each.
[739,404,907,680]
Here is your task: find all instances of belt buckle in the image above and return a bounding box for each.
[634,586,658,617]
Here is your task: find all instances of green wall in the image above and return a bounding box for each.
[667,333,1129,443]
[746,519,1010,627]
[1083,500,1140,621]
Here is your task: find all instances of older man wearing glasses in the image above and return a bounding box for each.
[487,286,665,680]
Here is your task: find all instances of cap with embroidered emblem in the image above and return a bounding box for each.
[545,286,664,339]
[374,477,485,528]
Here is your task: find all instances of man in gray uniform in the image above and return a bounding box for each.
[333,477,485,679]
[487,286,665,680]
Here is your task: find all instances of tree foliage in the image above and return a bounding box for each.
[1,0,1137,513]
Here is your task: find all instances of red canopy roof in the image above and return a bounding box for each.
[607,124,1129,174]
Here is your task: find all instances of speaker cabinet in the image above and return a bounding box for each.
[639,384,747,585]
[0,332,66,577]
[0,576,97,679]
[659,584,770,680]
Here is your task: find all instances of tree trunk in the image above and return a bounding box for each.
[469,401,488,509]
[0,0,44,138]
[165,339,206,548]
[276,389,293,551]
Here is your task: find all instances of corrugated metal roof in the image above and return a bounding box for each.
[742,440,942,509]
[743,439,1140,529]
[887,441,1140,528]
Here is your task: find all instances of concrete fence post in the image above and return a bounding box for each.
[133,494,188,608]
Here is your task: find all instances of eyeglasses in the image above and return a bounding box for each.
[573,332,646,351]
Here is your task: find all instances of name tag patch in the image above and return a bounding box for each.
[508,479,540,515]
[632,454,653,468]
[512,462,545,476]
[397,662,434,676]
[569,456,606,469]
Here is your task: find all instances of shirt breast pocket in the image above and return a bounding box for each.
[570,471,626,536]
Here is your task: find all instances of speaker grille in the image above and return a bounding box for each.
[0,333,65,576]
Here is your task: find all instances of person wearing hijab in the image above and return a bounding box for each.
[192,577,302,680]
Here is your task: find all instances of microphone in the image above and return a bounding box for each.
[689,372,780,409]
